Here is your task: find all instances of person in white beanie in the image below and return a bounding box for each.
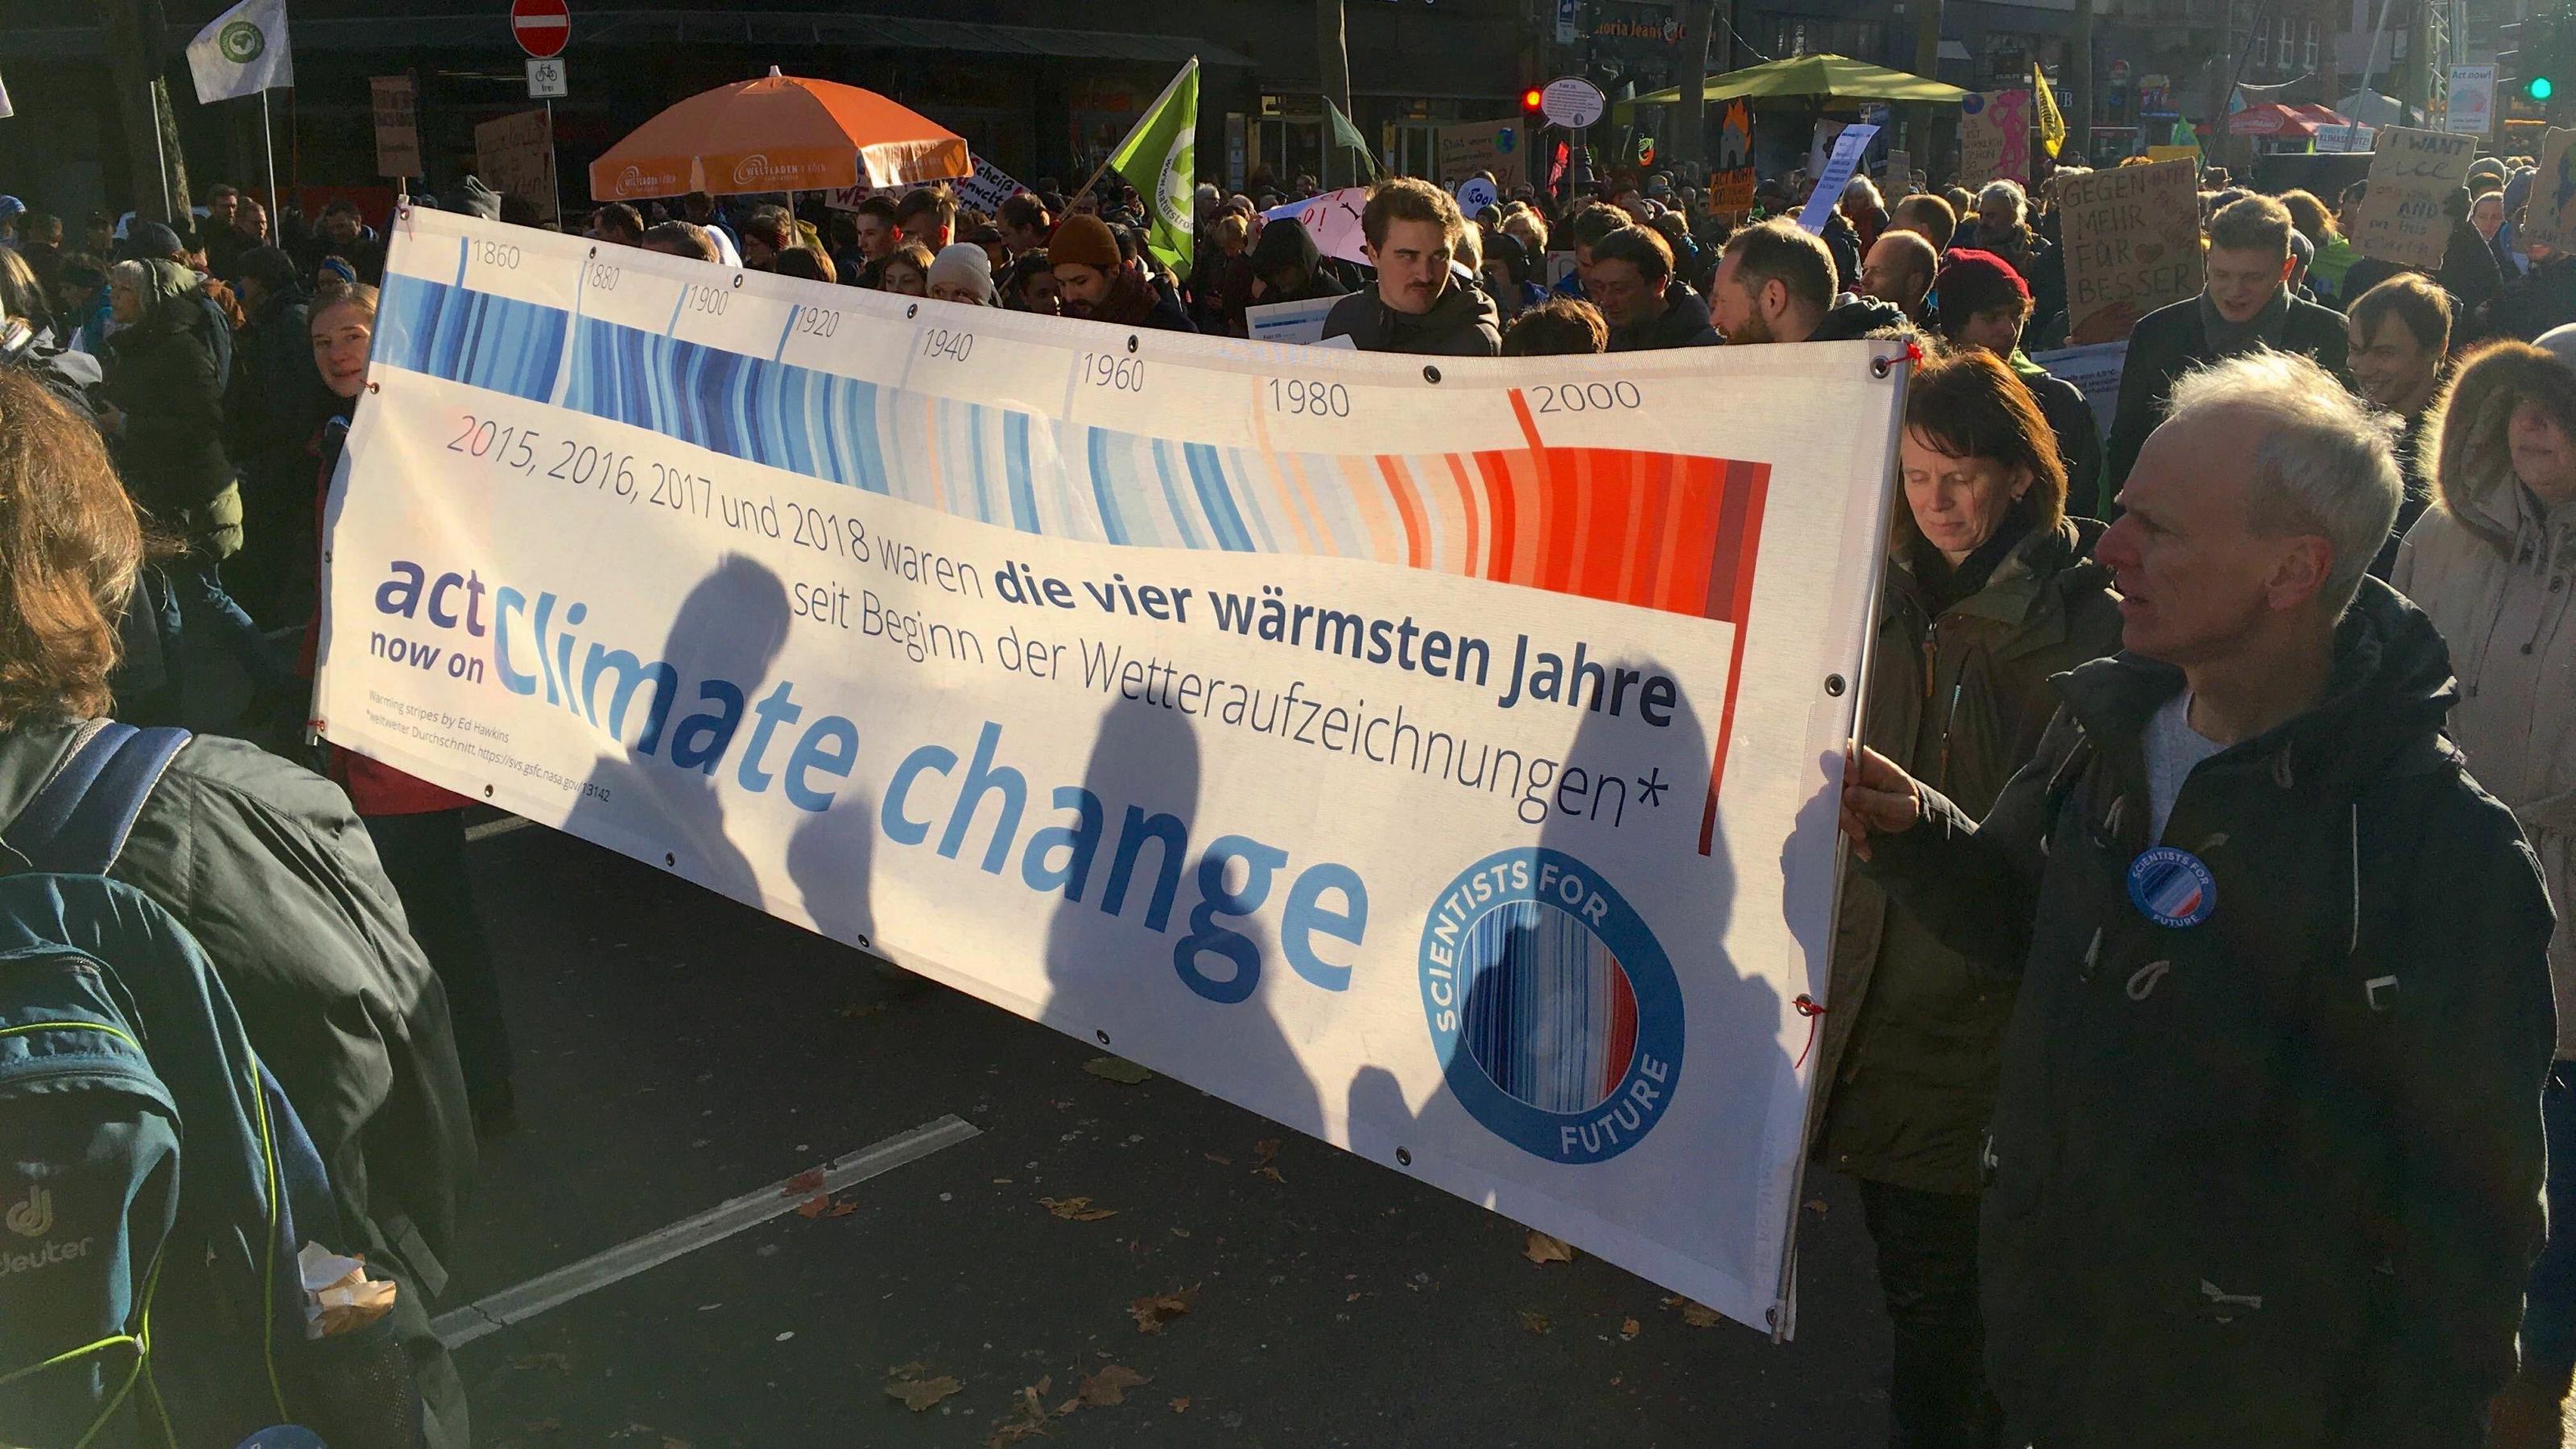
[927,242,997,308]
[2400,324,2576,1447]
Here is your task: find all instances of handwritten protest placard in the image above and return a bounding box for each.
[2348,126,2478,268]
[2519,128,2576,253]
[1961,90,2030,185]
[2058,159,2203,343]
[1439,118,1527,192]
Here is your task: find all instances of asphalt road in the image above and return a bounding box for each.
[441,817,1897,1447]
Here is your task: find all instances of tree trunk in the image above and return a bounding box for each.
[99,0,190,225]
[1674,3,1715,171]
[1316,0,1352,190]
[1913,0,1950,182]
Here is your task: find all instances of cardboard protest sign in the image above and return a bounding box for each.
[473,109,559,225]
[2347,126,2478,269]
[2518,128,2576,254]
[824,156,1028,216]
[1439,118,1528,192]
[1961,90,2031,185]
[1261,187,1370,265]
[371,76,420,180]
[2058,159,2203,344]
[1245,295,1339,345]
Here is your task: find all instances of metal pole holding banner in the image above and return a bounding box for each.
[259,89,279,217]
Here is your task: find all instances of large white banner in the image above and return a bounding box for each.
[318,209,1905,1334]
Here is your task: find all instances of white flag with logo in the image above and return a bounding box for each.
[186,0,293,103]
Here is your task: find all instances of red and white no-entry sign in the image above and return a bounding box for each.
[511,0,570,59]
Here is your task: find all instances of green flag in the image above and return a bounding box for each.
[1326,98,1381,179]
[1107,57,1199,279]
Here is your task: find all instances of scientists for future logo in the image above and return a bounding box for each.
[1418,848,1682,1164]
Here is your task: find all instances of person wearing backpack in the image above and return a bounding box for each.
[0,371,475,1445]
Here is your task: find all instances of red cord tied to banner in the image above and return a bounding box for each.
[1870,339,1923,378]
[1791,993,1828,1069]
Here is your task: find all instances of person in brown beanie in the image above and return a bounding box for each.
[1047,215,1194,332]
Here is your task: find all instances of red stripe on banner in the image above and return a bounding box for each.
[1663,457,1721,616]
[1445,454,1482,580]
[1699,460,1773,856]
[1508,388,1544,454]
[1378,455,1429,569]
[1604,962,1640,1097]
[1474,450,1517,583]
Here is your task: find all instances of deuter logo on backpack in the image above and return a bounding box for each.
[5,1182,51,1236]
[0,1184,94,1275]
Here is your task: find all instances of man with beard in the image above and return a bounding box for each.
[1047,215,1195,332]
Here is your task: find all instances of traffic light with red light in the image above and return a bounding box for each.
[1522,87,1546,117]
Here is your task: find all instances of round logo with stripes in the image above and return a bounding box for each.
[1418,848,1682,1165]
[2127,845,2217,928]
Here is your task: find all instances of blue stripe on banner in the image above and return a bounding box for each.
[382,298,1410,561]
[1149,438,1204,551]
[1183,442,1253,552]
[1087,428,1129,546]
[960,401,994,525]
[1004,411,1040,534]
[774,306,799,363]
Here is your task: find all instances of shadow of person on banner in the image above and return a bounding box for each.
[569,552,790,910]
[1346,651,1794,1310]
[1036,696,1325,1145]
[783,766,878,970]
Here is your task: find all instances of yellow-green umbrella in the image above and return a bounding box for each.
[1613,53,1967,122]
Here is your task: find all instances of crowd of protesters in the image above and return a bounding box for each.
[0,126,2571,1447]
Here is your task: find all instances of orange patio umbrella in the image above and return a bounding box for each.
[589,67,970,202]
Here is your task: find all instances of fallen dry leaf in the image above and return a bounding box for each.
[793,1194,829,1220]
[1251,1138,1286,1183]
[1620,1317,1643,1341]
[1518,1310,1551,1335]
[828,1198,858,1218]
[781,1167,826,1197]
[1522,1229,1576,1266]
[1039,1195,1118,1222]
[884,1373,963,1412]
[1077,1364,1150,1408]
[1129,1284,1199,1332]
[1202,1152,1232,1166]
[985,1377,1055,1448]
[1804,1197,1828,1216]
[1169,1397,1191,1414]
[1082,1055,1154,1084]
[1660,1294,1724,1328]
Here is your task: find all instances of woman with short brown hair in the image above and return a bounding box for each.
[1811,345,2121,1447]
[0,371,143,724]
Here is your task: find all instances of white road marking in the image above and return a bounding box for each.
[431,1114,981,1348]
[464,815,535,843]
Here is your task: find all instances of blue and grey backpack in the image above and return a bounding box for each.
[0,722,418,1447]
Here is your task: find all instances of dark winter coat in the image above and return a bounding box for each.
[1321,267,1502,356]
[1813,517,2123,1195]
[1805,292,1911,343]
[2009,350,2107,519]
[2438,218,2504,321]
[1860,580,2557,1447]
[225,281,331,489]
[101,261,237,519]
[1081,266,1197,333]
[2103,290,2352,493]
[1607,281,1720,351]
[0,719,477,1446]
[2475,254,2576,343]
